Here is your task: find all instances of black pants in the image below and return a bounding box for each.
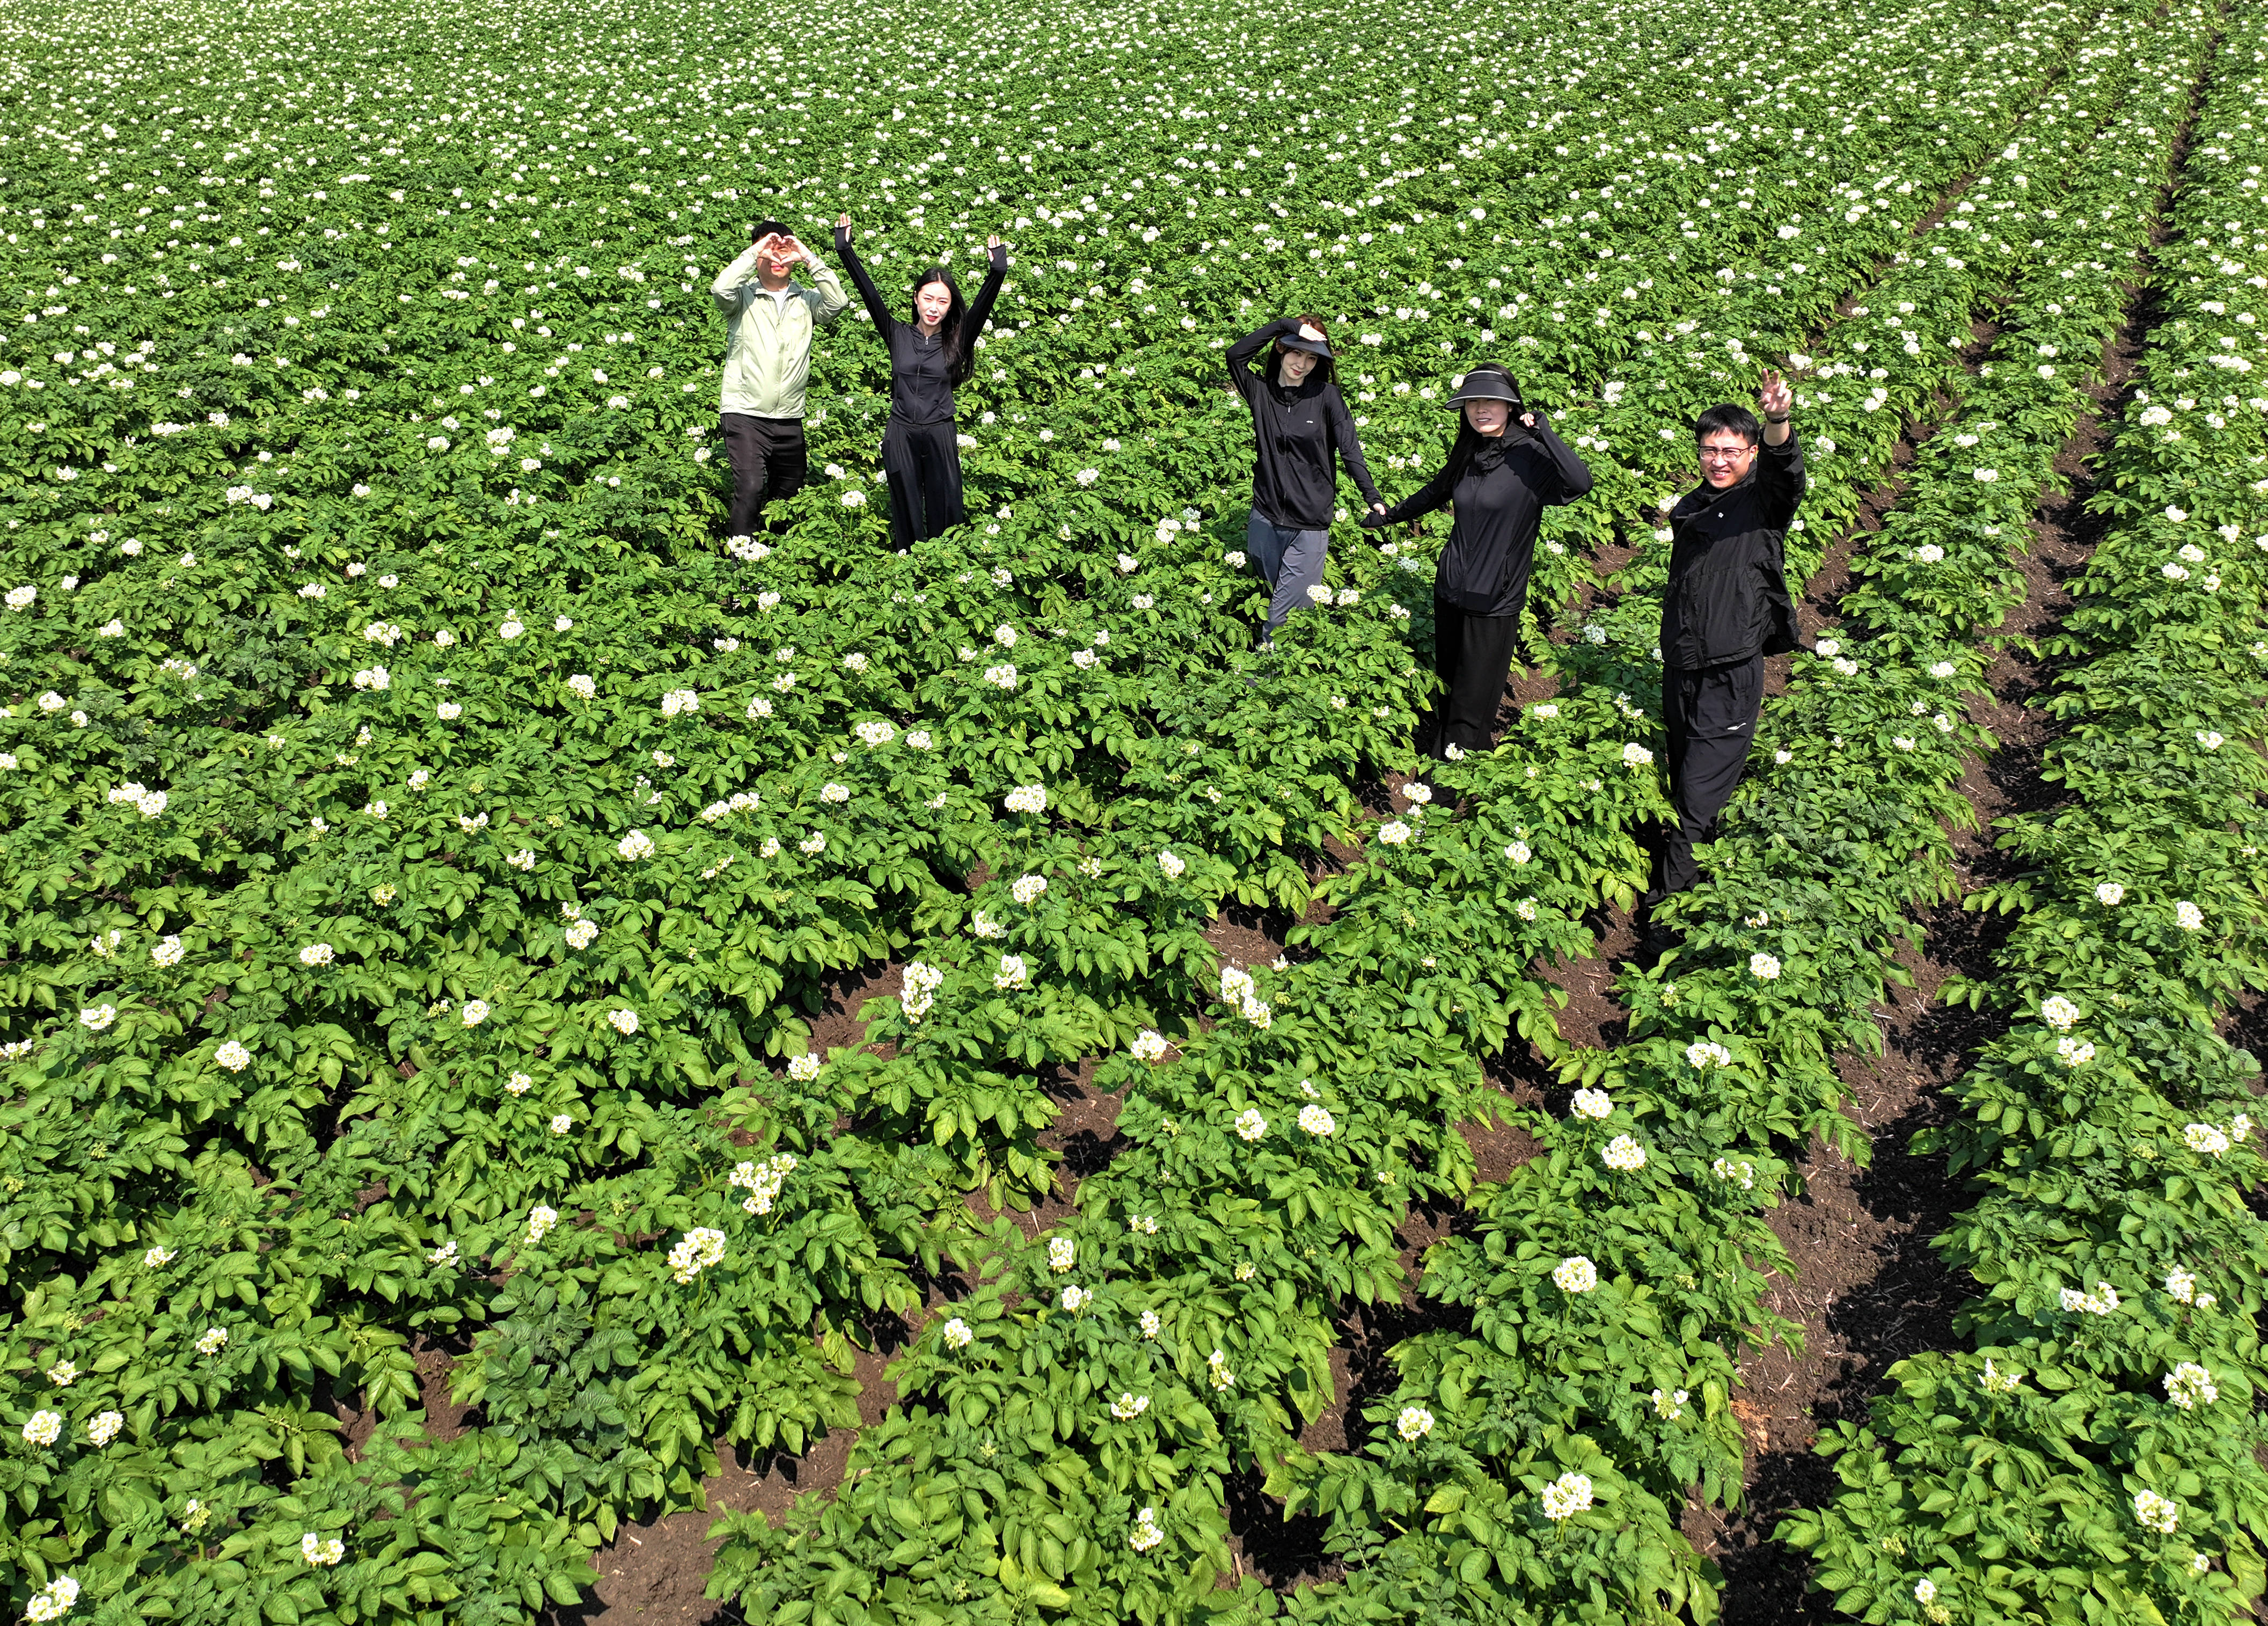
[880,414,969,549]
[720,413,807,536]
[1429,596,1526,757]
[1647,655,1765,903]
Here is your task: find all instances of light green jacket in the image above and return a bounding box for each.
[710,245,849,419]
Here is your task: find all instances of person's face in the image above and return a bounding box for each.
[756,235,799,282]
[915,279,953,328]
[1278,347,1319,385]
[1464,398,1510,436]
[1698,431,1758,488]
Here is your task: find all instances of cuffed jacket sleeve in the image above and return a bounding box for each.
[1758,430,1803,655]
[1380,458,1457,527]
[1756,429,1806,528]
[832,228,896,335]
[1226,317,1299,401]
[806,262,850,328]
[711,244,765,312]
[957,245,1008,376]
[1326,389,1383,511]
[1525,413,1594,502]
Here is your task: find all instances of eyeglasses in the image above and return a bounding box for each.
[1698,447,1751,462]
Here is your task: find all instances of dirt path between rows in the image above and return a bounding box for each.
[544,91,2138,1623]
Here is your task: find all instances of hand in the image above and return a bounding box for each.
[1358,507,1388,530]
[1758,368,1792,420]
[1519,411,1538,431]
[751,231,781,258]
[836,212,852,240]
[1296,321,1325,342]
[988,232,1007,263]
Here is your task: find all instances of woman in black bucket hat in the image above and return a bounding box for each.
[1225,315,1387,636]
[1363,363,1593,757]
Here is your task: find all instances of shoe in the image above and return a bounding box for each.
[1634,923,1682,968]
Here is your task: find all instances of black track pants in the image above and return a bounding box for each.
[719,413,807,536]
[880,415,969,548]
[1648,655,1764,903]
[1429,596,1525,757]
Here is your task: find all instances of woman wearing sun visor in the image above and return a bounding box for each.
[1364,362,1593,757]
[1225,315,1386,636]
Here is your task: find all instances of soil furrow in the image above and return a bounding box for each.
[1688,143,2196,1626]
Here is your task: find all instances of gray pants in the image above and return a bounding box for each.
[1245,513,1330,635]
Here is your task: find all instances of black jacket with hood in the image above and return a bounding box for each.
[1659,430,1805,669]
[1225,318,1382,529]
[1380,414,1592,617]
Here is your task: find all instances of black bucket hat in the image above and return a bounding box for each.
[1444,363,1524,408]
[1277,329,1334,360]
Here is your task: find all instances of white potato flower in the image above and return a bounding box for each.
[1540,1471,1593,1521]
[1552,1256,1598,1293]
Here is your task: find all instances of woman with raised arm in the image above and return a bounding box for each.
[1225,315,1385,637]
[833,213,1007,548]
[1362,362,1593,758]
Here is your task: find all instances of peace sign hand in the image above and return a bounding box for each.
[1758,368,1793,419]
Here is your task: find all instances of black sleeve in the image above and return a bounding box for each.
[1326,387,1384,509]
[1760,530,1798,657]
[1381,458,1458,526]
[1225,317,1297,404]
[957,245,1008,376]
[833,227,896,336]
[1524,412,1594,505]
[1757,428,1806,529]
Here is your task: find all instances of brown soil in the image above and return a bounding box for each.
[541,88,2176,1622]
[1690,214,2169,1622]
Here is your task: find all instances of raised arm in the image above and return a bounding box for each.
[957,239,1008,375]
[711,242,765,314]
[1520,410,1594,505]
[1325,387,1385,512]
[1753,373,1805,527]
[831,218,895,334]
[1225,316,1297,403]
[805,252,851,328]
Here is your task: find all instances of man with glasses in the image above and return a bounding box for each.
[1637,371,1803,963]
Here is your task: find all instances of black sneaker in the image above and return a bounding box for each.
[1634,922,1683,968]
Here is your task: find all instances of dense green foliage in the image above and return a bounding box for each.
[0,0,2257,1621]
[1780,13,2268,1622]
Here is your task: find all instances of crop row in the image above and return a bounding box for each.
[1241,8,2222,1621]
[0,0,2189,1621]
[701,5,2219,1623]
[1780,11,2268,1622]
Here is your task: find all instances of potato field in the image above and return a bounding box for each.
[2,0,2265,1620]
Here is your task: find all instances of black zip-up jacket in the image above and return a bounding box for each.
[1225,318,1382,529]
[1380,417,1593,616]
[836,230,1005,426]
[1659,430,1804,669]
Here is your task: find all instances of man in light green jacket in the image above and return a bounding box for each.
[712,218,849,536]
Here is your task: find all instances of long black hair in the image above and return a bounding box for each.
[909,266,976,385]
[1437,366,1531,480]
[1269,313,1336,388]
